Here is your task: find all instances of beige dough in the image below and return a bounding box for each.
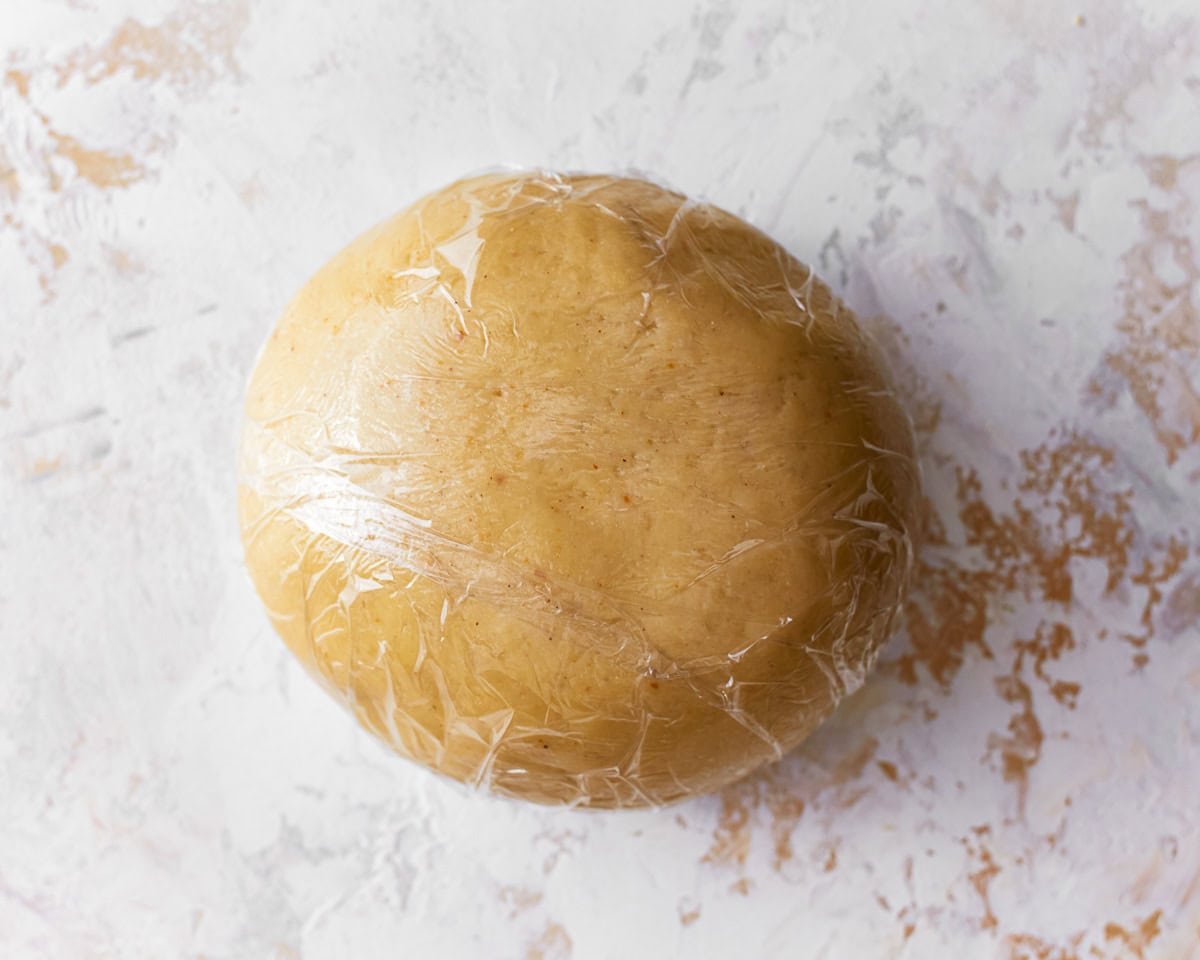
[238,171,918,807]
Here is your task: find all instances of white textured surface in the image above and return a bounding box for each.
[2,1,1199,958]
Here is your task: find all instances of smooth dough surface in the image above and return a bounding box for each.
[239,171,918,807]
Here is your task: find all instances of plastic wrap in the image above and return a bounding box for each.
[237,171,919,808]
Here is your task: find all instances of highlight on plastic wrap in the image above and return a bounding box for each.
[237,171,920,808]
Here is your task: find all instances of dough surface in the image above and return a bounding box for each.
[239,171,918,807]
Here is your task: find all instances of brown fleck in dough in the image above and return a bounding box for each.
[238,171,919,807]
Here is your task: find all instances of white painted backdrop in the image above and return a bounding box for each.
[3,1,1199,957]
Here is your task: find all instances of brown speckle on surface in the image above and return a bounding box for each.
[1102,909,1164,960]
[1162,572,1200,637]
[678,898,701,926]
[53,2,250,90]
[526,922,572,960]
[49,130,145,190]
[964,827,1000,931]
[988,670,1042,815]
[497,885,544,919]
[1091,155,1200,468]
[703,788,752,867]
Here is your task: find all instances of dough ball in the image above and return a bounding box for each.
[238,171,918,807]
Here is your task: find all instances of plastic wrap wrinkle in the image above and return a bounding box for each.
[249,443,669,671]
[239,170,918,807]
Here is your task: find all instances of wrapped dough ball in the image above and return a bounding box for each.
[239,171,918,808]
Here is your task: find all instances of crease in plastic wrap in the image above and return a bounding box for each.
[237,171,920,808]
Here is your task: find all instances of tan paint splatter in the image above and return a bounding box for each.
[5,67,30,97]
[526,922,572,960]
[237,172,265,208]
[1,59,142,299]
[941,141,1014,222]
[1003,931,1084,960]
[0,143,17,202]
[1075,24,1187,151]
[1013,623,1078,707]
[768,792,805,870]
[677,898,701,926]
[703,737,876,869]
[1162,572,1200,638]
[963,826,1000,931]
[47,130,144,190]
[29,457,63,479]
[1089,154,1200,467]
[32,240,70,300]
[1015,435,1136,596]
[1145,154,1192,192]
[955,432,1187,809]
[496,885,543,919]
[1002,906,1167,958]
[977,174,1010,219]
[1102,909,1163,959]
[988,668,1042,814]
[5,1,250,188]
[892,430,1136,693]
[703,788,753,867]
[104,245,143,277]
[53,2,249,91]
[895,540,993,687]
[1124,537,1189,649]
[4,100,144,294]
[34,237,72,299]
[1048,190,1080,233]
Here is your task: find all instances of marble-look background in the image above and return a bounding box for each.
[3,0,1199,957]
